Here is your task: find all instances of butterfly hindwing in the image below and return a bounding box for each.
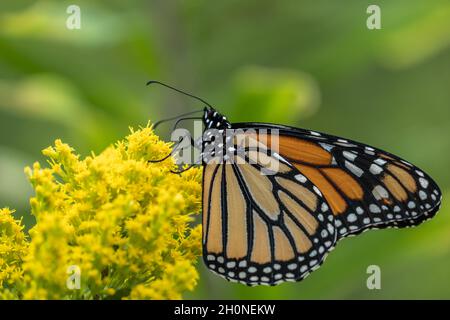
[202,134,337,286]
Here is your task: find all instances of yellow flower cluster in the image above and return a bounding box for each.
[0,126,202,299]
[0,209,28,299]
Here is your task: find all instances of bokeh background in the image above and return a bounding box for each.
[1,0,449,299]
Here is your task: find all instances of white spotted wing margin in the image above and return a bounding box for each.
[232,122,442,240]
[201,147,337,286]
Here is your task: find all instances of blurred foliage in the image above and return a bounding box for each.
[0,0,449,299]
[229,66,320,124]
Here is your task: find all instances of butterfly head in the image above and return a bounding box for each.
[203,107,231,130]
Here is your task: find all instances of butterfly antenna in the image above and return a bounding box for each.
[153,110,203,130]
[147,80,213,109]
[148,135,185,163]
[171,116,203,132]
[170,162,201,174]
[148,132,197,163]
[147,80,207,165]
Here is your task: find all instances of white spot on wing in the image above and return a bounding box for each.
[313,186,322,196]
[370,164,383,175]
[419,190,427,200]
[295,174,307,183]
[319,143,334,152]
[327,223,334,234]
[345,161,363,177]
[419,178,429,188]
[288,263,297,270]
[374,158,387,166]
[343,151,357,161]
[369,204,381,213]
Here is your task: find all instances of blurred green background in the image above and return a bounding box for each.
[1,0,449,299]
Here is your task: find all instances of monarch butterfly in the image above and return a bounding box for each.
[149,81,442,286]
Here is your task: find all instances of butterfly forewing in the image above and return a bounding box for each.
[232,123,442,239]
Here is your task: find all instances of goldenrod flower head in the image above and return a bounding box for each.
[0,208,28,297]
[1,125,202,299]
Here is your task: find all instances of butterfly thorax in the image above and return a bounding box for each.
[203,107,231,130]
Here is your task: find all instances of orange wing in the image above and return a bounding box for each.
[232,124,442,239]
[201,124,441,286]
[202,135,337,286]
